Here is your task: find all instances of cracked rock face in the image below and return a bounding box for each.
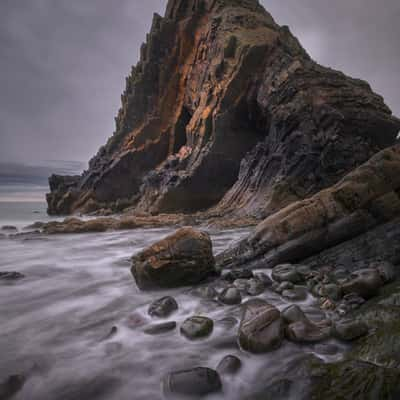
[47,0,400,218]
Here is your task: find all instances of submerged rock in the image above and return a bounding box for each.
[180,316,214,340]
[246,278,265,296]
[222,269,253,283]
[148,296,178,318]
[218,287,242,305]
[238,300,284,353]
[144,321,176,335]
[131,228,216,290]
[0,272,25,280]
[163,367,222,398]
[216,355,242,375]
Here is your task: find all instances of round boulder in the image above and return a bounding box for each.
[238,300,284,353]
[181,316,213,340]
[131,228,216,290]
[163,367,222,397]
[333,320,368,341]
[218,287,242,305]
[217,355,242,375]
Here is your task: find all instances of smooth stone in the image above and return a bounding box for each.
[246,278,265,296]
[342,269,384,299]
[148,296,178,318]
[254,272,273,287]
[181,316,213,340]
[218,287,242,305]
[238,300,284,353]
[282,287,308,301]
[0,272,25,280]
[144,321,177,335]
[222,269,253,282]
[272,264,302,284]
[286,321,330,343]
[333,320,368,341]
[281,305,308,325]
[216,355,242,375]
[163,367,222,397]
[0,375,25,400]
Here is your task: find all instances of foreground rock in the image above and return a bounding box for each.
[216,355,242,375]
[238,300,284,353]
[131,228,216,290]
[163,367,222,398]
[218,145,400,270]
[148,296,178,318]
[180,316,214,340]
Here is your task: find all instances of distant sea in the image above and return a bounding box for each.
[0,160,85,227]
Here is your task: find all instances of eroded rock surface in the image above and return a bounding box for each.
[46,0,399,221]
[131,227,216,290]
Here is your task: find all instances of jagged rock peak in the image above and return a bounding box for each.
[46,0,400,218]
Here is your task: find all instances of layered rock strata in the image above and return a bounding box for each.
[47,0,400,220]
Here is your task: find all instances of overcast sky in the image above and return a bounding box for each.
[0,0,399,165]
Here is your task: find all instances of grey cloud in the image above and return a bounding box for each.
[0,0,398,165]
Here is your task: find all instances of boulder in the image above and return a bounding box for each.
[218,287,242,305]
[238,300,284,353]
[216,355,242,375]
[163,367,222,398]
[148,296,178,318]
[180,316,214,340]
[131,228,216,290]
[222,269,253,282]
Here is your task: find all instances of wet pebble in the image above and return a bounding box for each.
[144,321,177,335]
[218,287,242,305]
[217,355,242,375]
[163,367,222,397]
[148,296,178,318]
[181,316,213,340]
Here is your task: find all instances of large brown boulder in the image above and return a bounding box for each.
[131,227,216,290]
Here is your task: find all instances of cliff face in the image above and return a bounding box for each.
[47,0,400,217]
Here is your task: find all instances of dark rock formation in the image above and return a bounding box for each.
[217,145,400,270]
[46,0,400,220]
[131,227,216,290]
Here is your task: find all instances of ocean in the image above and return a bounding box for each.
[0,162,343,400]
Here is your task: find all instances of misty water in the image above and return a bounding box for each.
[0,200,347,400]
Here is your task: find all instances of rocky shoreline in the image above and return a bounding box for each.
[6,0,400,398]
